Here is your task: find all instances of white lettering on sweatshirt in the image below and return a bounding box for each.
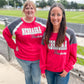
[22,26,42,35]
[48,40,67,50]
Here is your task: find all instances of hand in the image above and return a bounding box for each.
[60,70,68,77]
[41,73,46,78]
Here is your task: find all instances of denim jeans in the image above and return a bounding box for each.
[16,57,41,84]
[45,70,70,84]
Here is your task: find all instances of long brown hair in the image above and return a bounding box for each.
[45,3,66,47]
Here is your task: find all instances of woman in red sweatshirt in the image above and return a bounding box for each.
[40,3,77,84]
[3,1,46,84]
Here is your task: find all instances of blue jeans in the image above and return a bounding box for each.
[16,57,41,84]
[45,70,70,84]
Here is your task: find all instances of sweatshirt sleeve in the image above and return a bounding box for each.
[3,27,16,50]
[40,35,47,74]
[64,32,77,72]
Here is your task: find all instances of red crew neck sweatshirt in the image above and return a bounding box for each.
[3,17,46,61]
[40,29,77,73]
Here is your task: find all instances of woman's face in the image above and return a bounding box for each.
[50,7,63,27]
[24,4,35,19]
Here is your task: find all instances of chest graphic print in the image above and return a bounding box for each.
[48,40,67,50]
[48,40,67,55]
[22,26,42,35]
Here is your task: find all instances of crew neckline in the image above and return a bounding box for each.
[51,32,58,36]
[21,17,36,24]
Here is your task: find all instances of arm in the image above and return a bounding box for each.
[3,27,16,50]
[40,37,47,74]
[64,32,77,72]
